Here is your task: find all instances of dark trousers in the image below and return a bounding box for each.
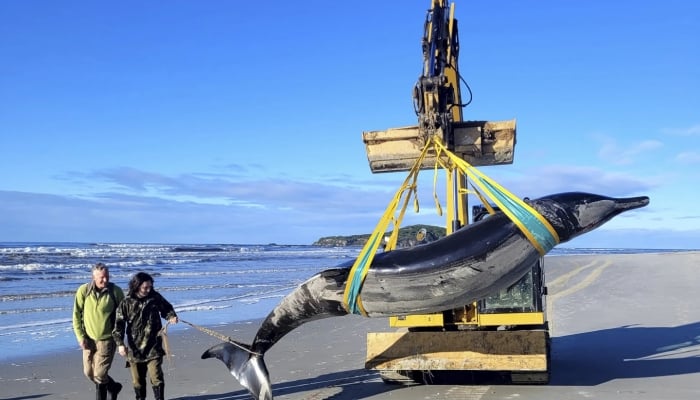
[129,357,164,390]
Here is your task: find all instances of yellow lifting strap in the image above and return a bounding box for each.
[430,137,559,253]
[343,136,560,316]
[342,139,431,316]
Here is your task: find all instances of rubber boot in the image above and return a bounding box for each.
[134,386,146,400]
[107,377,122,400]
[96,383,108,400]
[152,383,165,400]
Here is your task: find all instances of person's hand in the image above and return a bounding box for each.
[169,316,178,324]
[78,338,88,350]
[118,345,127,357]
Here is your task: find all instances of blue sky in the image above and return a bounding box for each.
[1,1,698,248]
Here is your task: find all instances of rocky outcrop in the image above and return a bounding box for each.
[313,224,446,248]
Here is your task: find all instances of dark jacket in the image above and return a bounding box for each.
[113,290,177,362]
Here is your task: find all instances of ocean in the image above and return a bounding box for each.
[0,242,686,362]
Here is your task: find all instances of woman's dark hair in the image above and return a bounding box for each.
[128,272,154,297]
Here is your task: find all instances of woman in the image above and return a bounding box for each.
[113,272,178,400]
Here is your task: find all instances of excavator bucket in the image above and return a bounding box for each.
[362,119,516,173]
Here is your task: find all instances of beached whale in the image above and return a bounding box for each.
[202,192,649,400]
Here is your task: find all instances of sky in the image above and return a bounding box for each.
[1,0,698,249]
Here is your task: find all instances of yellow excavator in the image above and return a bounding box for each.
[362,0,550,384]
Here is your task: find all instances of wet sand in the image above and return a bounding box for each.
[2,252,700,400]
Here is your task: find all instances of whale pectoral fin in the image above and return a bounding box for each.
[202,342,272,400]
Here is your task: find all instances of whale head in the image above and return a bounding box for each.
[530,192,649,243]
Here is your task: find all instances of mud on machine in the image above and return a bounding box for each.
[360,0,550,384]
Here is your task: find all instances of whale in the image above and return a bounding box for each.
[202,192,649,400]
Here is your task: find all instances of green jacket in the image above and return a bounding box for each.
[113,290,177,362]
[73,282,125,342]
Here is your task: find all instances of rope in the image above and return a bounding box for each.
[158,324,174,371]
[168,319,261,356]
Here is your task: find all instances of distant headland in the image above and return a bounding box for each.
[313,224,446,247]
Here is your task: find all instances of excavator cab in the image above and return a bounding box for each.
[473,205,547,320]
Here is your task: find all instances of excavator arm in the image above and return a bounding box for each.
[362,1,515,175]
[362,1,549,385]
[413,0,464,147]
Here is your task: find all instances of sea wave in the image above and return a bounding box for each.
[0,241,694,362]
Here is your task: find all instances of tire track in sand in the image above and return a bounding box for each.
[547,259,611,334]
[423,385,490,399]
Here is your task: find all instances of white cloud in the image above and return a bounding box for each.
[597,136,663,165]
[662,124,700,137]
[489,164,656,199]
[675,151,700,164]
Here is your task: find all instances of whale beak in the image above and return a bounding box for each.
[550,193,651,242]
[615,196,650,211]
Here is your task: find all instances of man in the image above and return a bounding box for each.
[73,263,125,400]
[113,272,178,400]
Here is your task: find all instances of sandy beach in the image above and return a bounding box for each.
[3,252,700,400]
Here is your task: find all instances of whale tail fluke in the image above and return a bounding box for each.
[202,342,272,400]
